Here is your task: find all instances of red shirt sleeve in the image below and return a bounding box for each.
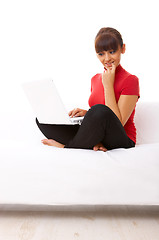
[121,75,140,97]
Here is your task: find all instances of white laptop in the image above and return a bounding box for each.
[22,79,84,125]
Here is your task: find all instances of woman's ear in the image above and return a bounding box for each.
[121,44,126,54]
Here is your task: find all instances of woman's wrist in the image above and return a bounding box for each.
[103,82,114,92]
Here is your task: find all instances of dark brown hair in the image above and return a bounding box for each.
[95,27,123,53]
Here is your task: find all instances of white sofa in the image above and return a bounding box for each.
[0,101,159,210]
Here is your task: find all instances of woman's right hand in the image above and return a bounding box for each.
[69,108,87,118]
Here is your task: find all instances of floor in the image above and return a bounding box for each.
[0,206,159,240]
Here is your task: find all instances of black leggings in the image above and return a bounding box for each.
[36,104,135,150]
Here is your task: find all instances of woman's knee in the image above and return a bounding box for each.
[87,104,115,121]
[91,104,110,112]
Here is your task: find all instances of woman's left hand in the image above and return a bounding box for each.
[102,63,116,88]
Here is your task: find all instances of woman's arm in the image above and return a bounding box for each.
[117,95,138,126]
[102,64,138,126]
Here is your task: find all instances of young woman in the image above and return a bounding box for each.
[36,27,140,152]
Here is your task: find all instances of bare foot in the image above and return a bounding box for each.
[41,139,65,148]
[93,143,107,152]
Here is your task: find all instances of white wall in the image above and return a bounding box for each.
[0,0,159,113]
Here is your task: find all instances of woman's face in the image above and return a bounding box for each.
[96,44,125,69]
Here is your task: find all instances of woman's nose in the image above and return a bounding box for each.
[104,53,111,62]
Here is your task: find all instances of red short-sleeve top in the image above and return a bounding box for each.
[88,64,140,143]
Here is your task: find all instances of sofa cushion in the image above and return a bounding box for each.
[135,102,159,144]
[0,140,159,208]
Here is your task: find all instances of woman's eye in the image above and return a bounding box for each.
[110,50,116,54]
[98,53,103,56]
